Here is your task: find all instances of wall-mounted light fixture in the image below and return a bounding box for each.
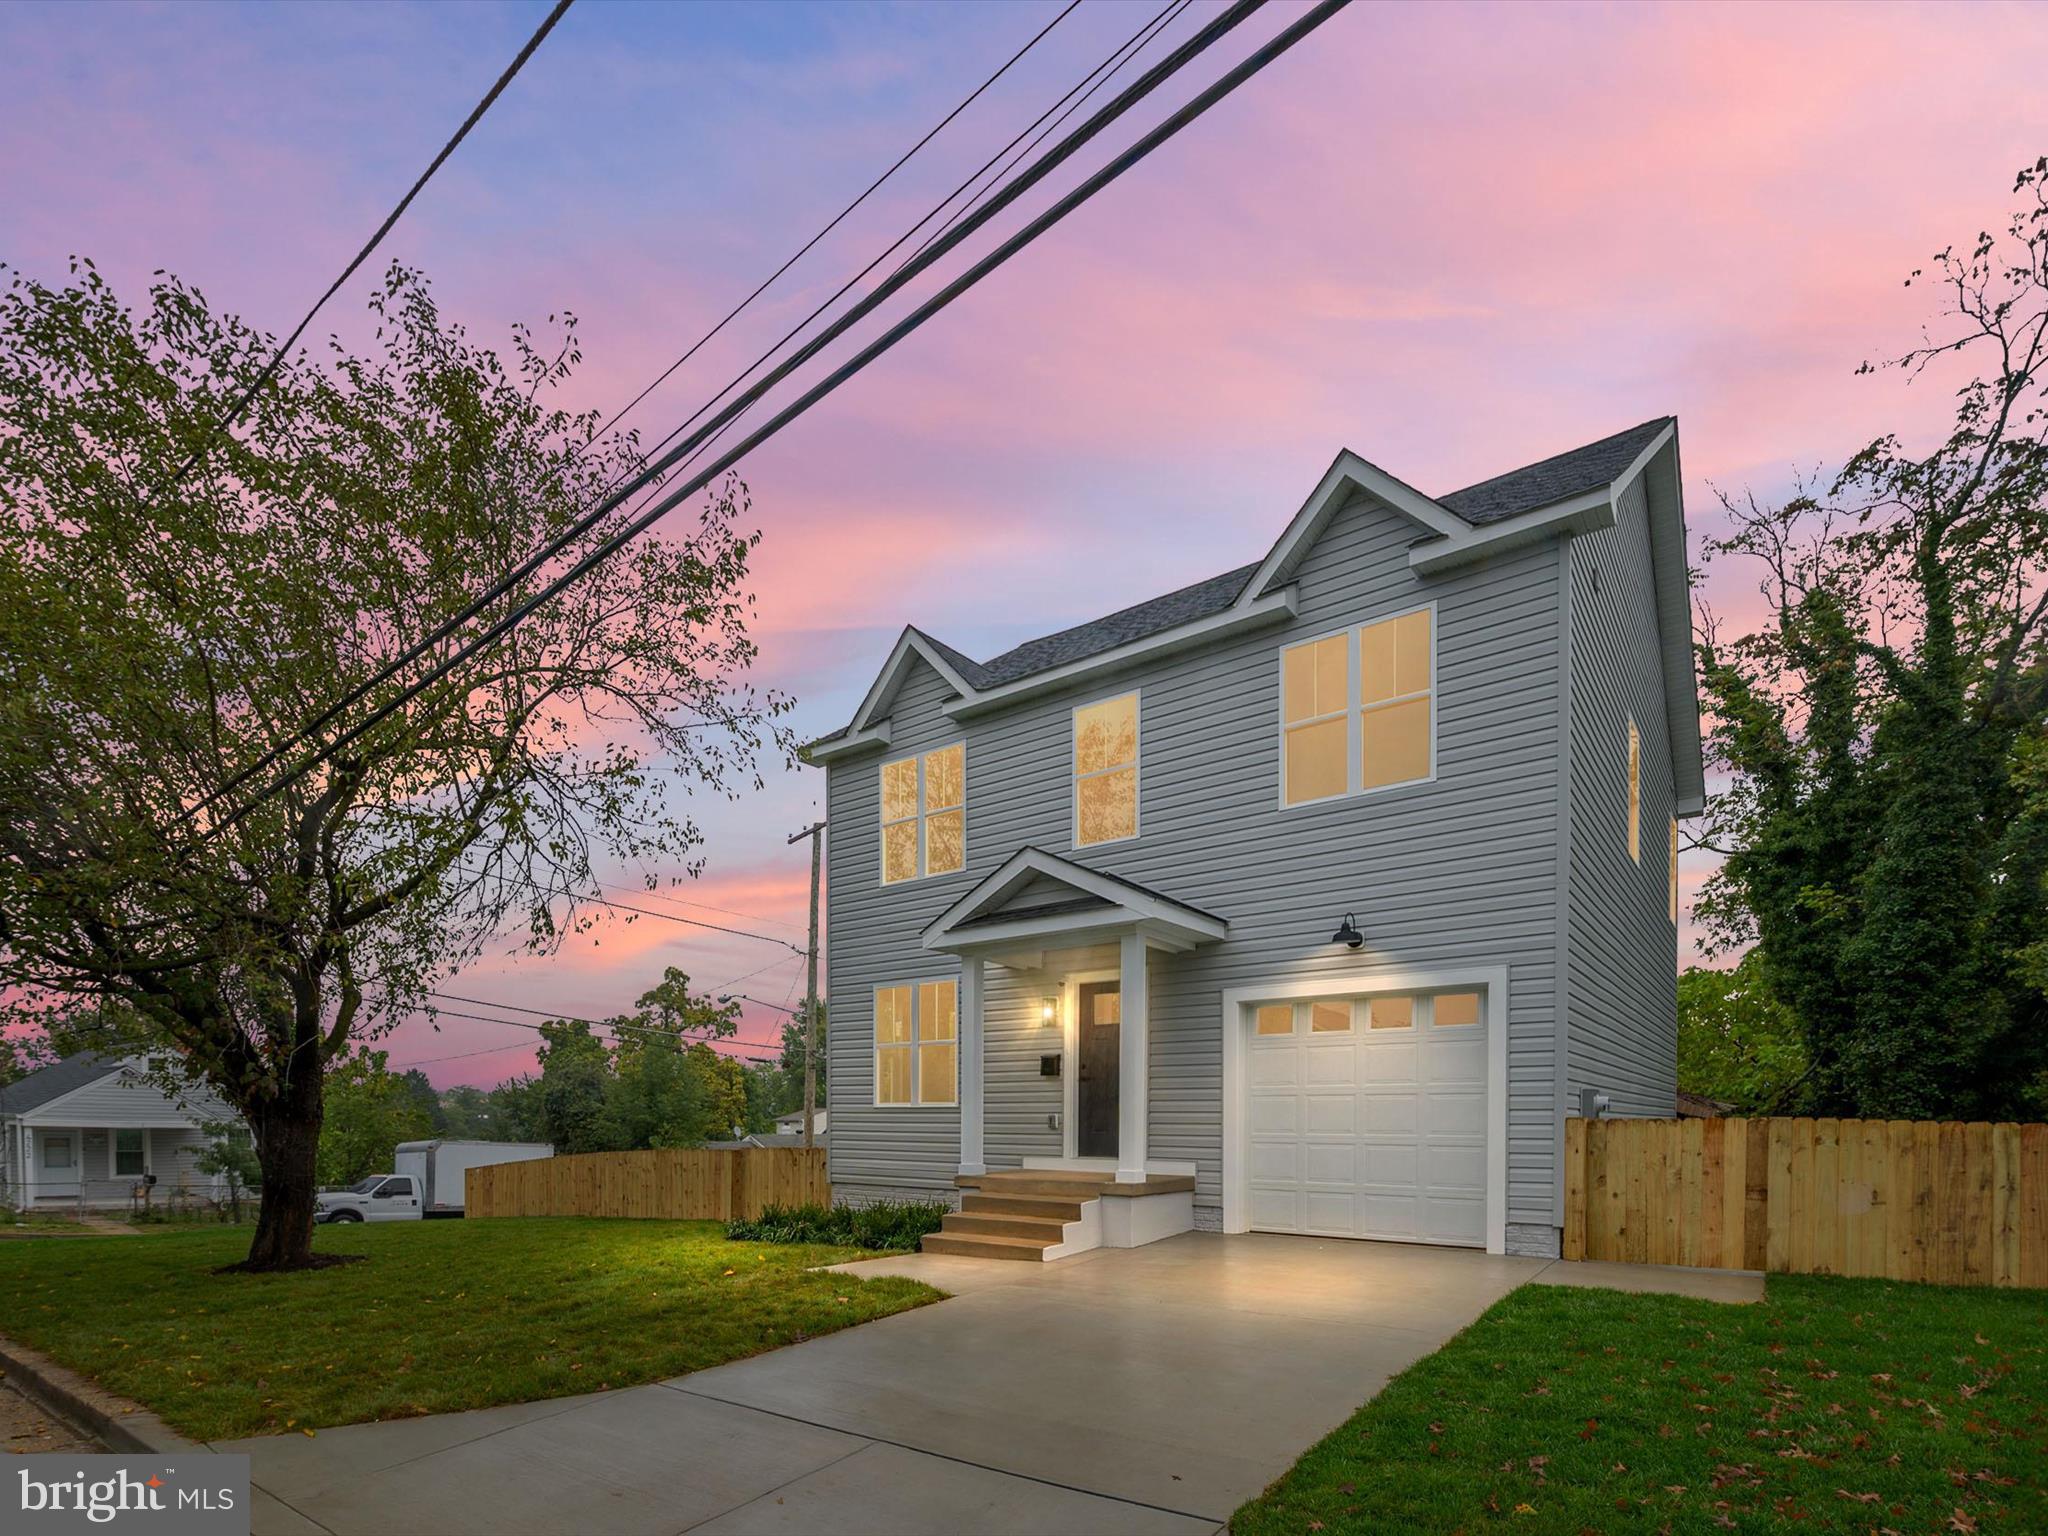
[1041,996,1059,1027]
[1330,913,1364,950]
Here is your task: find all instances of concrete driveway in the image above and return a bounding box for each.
[228,1233,1551,1535]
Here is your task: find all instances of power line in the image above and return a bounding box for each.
[188,0,1219,834]
[407,998,782,1060]
[454,865,807,953]
[220,0,1333,831]
[182,1,1095,829]
[390,1041,536,1070]
[158,0,573,500]
[589,0,1080,447]
[603,0,1192,505]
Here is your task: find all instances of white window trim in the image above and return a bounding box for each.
[878,743,968,887]
[41,1132,74,1171]
[1276,602,1438,811]
[1071,689,1141,849]
[1220,964,1508,1254]
[113,1128,150,1179]
[871,977,960,1109]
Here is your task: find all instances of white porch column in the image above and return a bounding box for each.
[1116,932,1149,1183]
[957,955,986,1177]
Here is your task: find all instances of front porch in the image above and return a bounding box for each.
[918,848,1227,1260]
[4,1122,209,1212]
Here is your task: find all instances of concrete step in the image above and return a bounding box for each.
[919,1231,1057,1261]
[940,1211,1069,1241]
[961,1192,1088,1221]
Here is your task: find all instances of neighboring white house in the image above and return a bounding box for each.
[0,1051,240,1211]
[773,1109,827,1139]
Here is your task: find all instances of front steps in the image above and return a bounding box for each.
[919,1169,1195,1262]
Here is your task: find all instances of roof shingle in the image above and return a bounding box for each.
[832,418,1673,725]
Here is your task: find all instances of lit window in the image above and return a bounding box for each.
[1368,995,1414,1030]
[1433,992,1480,1028]
[874,981,959,1106]
[1359,609,1433,790]
[1282,634,1349,804]
[1254,1003,1294,1036]
[1627,718,1641,864]
[1310,1001,1353,1033]
[1280,609,1434,806]
[1074,693,1139,846]
[1669,815,1680,923]
[880,743,966,884]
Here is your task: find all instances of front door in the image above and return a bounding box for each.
[1076,981,1120,1158]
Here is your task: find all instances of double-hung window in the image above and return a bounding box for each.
[873,980,958,1106]
[114,1129,146,1178]
[880,743,965,884]
[1281,607,1434,805]
[1073,692,1139,846]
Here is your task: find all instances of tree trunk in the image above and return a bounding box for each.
[241,1058,326,1270]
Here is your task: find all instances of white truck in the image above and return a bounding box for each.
[314,1140,553,1223]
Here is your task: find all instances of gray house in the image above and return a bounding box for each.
[1,1052,237,1211]
[810,418,1698,1260]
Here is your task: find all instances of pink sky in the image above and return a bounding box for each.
[4,1,2043,1083]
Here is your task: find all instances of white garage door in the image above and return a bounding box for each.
[1245,989,1488,1246]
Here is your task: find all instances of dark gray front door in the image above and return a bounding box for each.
[1077,981,1120,1158]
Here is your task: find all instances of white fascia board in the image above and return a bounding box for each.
[944,589,1298,721]
[847,627,984,734]
[805,721,893,764]
[1243,450,1467,601]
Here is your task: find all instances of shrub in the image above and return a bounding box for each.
[726,1199,948,1250]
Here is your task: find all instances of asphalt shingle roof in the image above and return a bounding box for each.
[1437,416,1672,526]
[827,419,1673,730]
[0,1050,125,1116]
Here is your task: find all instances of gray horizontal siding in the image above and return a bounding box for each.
[830,487,1566,1223]
[1565,475,1680,1120]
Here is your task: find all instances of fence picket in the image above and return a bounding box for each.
[465,1147,828,1220]
[1564,1114,2046,1290]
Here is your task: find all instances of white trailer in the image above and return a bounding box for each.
[393,1140,553,1217]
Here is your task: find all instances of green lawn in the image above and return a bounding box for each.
[0,1218,939,1441]
[1235,1276,2048,1535]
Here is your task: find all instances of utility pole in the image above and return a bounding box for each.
[788,820,826,1149]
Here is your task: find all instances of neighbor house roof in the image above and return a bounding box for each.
[0,1051,126,1117]
[817,419,1676,741]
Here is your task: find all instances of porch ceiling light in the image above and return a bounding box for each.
[1331,913,1364,950]
[1041,996,1059,1027]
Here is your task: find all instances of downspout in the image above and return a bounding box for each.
[1552,534,1576,1234]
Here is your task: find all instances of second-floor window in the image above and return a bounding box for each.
[880,743,965,884]
[1281,607,1434,806]
[1073,692,1139,846]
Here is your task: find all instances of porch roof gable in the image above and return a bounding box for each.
[921,847,1227,956]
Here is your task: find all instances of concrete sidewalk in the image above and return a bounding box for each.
[223,1235,1758,1535]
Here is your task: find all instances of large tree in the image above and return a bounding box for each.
[1696,159,2048,1117]
[0,259,788,1268]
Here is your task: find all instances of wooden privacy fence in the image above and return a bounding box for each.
[465,1147,828,1221]
[1564,1116,2048,1288]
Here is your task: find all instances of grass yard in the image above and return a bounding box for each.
[1234,1275,2048,1535]
[0,1218,940,1441]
